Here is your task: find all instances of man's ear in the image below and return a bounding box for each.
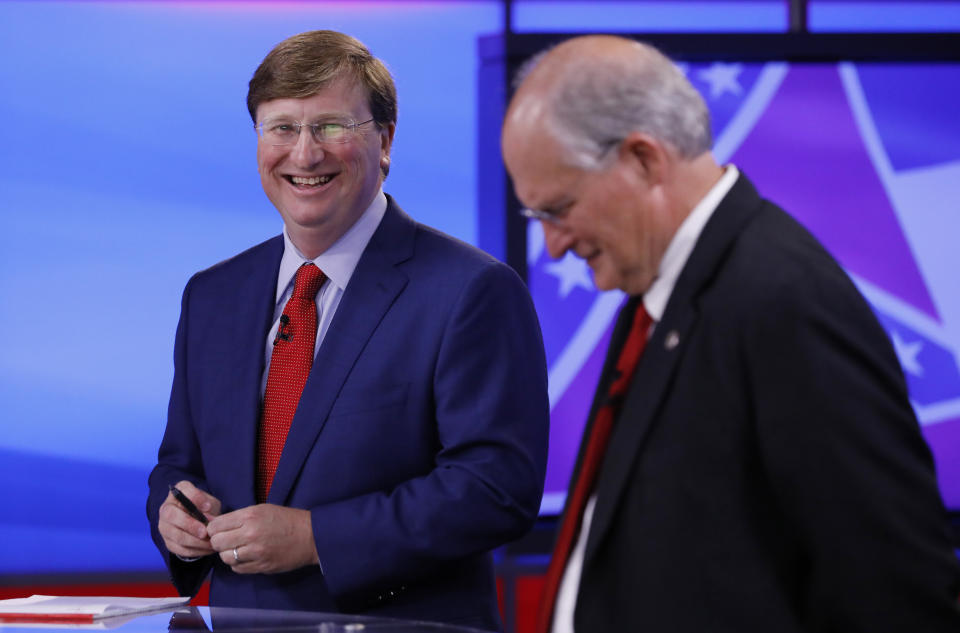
[380,122,396,178]
[380,121,396,153]
[619,132,670,186]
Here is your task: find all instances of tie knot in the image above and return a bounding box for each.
[292,263,325,300]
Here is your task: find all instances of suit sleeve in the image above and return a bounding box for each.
[145,275,214,597]
[747,263,960,630]
[310,260,550,603]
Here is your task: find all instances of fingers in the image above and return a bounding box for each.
[158,494,214,558]
[159,488,317,575]
[158,481,224,559]
[211,512,267,574]
[217,542,268,574]
[174,480,222,519]
[207,505,318,575]
[206,509,245,536]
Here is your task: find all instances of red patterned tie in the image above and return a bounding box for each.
[536,300,653,633]
[256,263,326,503]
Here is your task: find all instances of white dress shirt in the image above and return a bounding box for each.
[260,190,387,397]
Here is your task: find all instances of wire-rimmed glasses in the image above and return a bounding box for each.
[255,117,375,146]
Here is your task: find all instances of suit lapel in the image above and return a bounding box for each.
[267,198,415,505]
[583,174,766,563]
[226,236,284,510]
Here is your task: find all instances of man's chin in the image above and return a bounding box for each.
[592,270,641,296]
[590,272,617,293]
[586,261,616,293]
[278,202,334,228]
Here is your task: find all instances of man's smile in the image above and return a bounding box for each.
[285,173,336,188]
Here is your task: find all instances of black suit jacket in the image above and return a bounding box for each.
[570,174,960,632]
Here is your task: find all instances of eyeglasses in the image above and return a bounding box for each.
[255,117,375,146]
[518,206,568,225]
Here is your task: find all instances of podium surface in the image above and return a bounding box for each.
[0,606,491,633]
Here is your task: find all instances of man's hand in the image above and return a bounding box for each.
[207,504,319,575]
[158,480,222,559]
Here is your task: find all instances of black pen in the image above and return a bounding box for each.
[169,484,209,525]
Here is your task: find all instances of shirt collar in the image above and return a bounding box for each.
[643,165,739,321]
[275,189,388,304]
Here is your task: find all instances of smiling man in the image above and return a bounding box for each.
[147,31,548,631]
[503,35,960,633]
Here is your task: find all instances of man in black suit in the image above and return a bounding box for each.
[502,34,960,633]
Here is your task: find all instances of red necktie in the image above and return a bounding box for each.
[256,263,326,503]
[536,300,653,633]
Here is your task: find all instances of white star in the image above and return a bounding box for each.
[891,330,924,377]
[698,62,744,99]
[546,252,594,298]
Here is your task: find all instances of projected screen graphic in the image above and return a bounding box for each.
[530,59,960,514]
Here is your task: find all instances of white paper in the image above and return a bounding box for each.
[0,595,190,619]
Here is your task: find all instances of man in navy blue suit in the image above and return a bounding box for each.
[147,30,548,631]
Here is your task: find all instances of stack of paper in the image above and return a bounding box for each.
[0,595,190,624]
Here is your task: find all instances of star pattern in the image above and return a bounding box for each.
[698,62,744,99]
[546,252,594,298]
[891,329,925,377]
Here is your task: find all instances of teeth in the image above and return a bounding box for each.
[291,175,332,186]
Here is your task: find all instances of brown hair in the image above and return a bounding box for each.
[247,30,397,127]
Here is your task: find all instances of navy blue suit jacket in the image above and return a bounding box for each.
[147,197,549,630]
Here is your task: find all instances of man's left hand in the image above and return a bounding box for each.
[207,504,319,574]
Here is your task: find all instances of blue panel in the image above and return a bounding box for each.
[856,64,960,171]
[0,449,154,573]
[513,1,787,33]
[810,1,960,31]
[477,35,510,262]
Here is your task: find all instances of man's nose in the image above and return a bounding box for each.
[542,220,575,259]
[288,128,325,165]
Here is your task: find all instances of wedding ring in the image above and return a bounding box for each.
[233,547,240,563]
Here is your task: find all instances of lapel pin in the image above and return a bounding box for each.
[664,330,680,351]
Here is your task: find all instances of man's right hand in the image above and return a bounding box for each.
[158,480,222,559]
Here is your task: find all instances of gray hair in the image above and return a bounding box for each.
[519,40,712,169]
